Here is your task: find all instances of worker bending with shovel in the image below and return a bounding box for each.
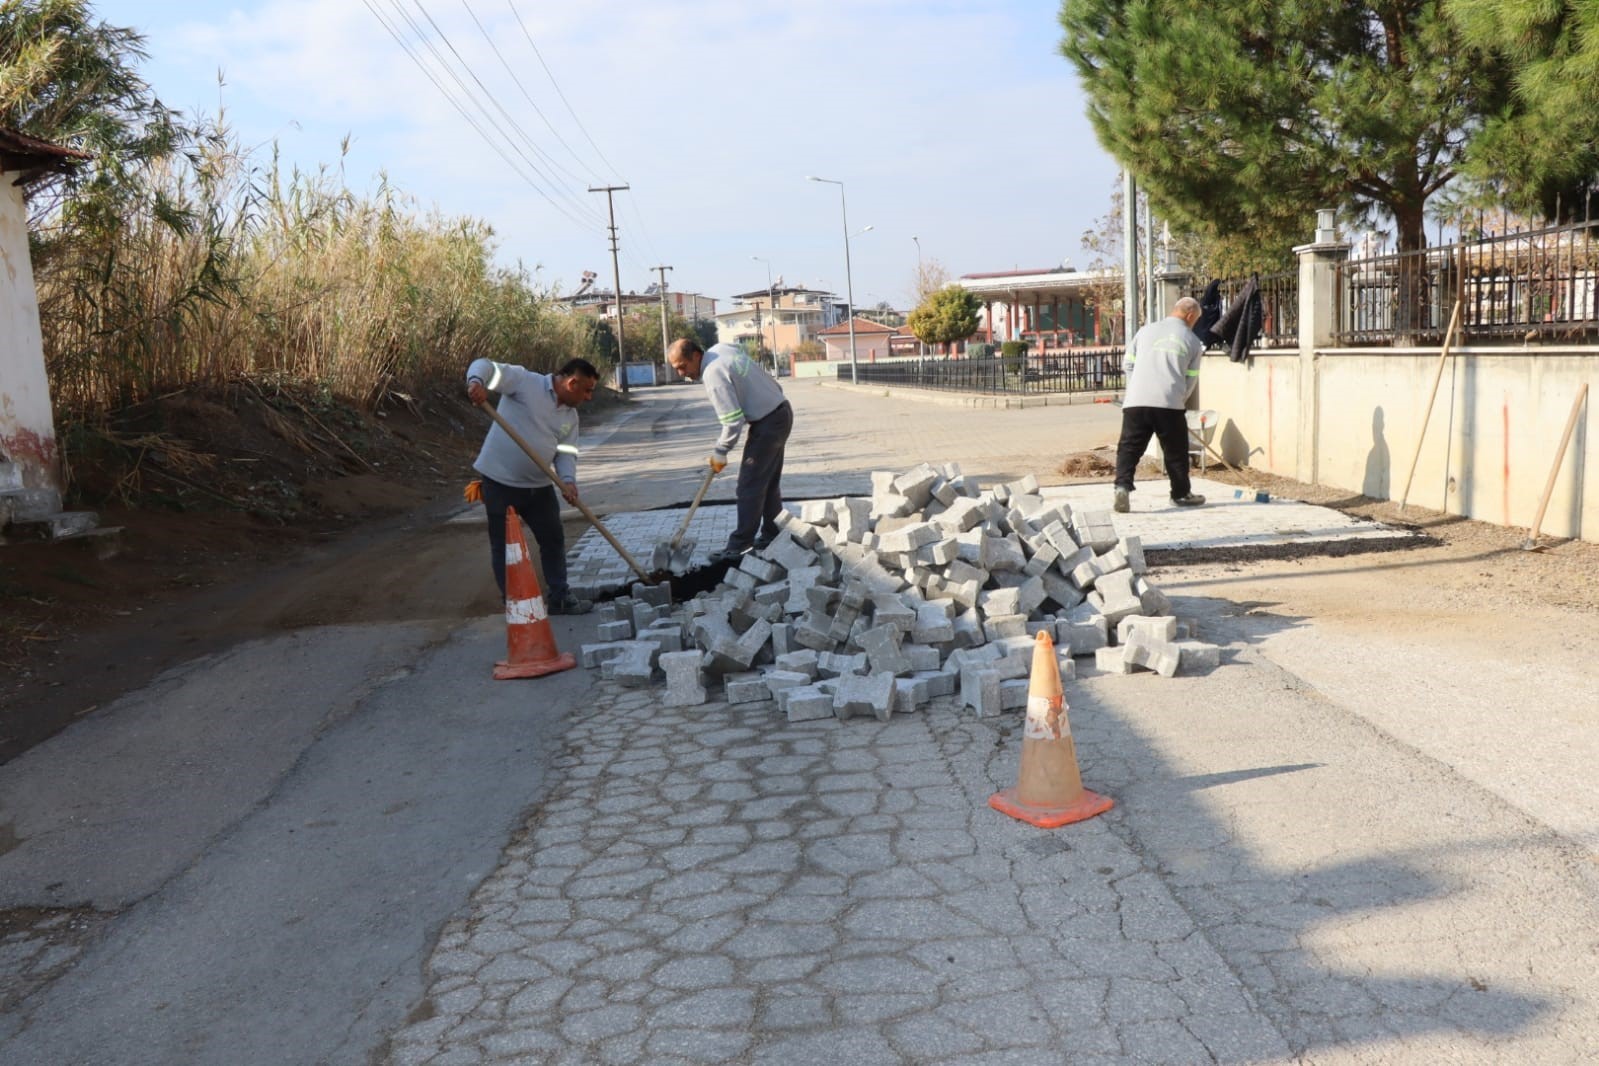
[466,356,599,614]
[1113,296,1207,513]
[666,339,793,563]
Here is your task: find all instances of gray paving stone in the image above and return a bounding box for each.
[654,954,736,990]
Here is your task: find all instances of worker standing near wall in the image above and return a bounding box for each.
[1112,296,1206,512]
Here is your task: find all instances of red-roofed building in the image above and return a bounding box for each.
[959,265,1125,348]
[815,317,901,364]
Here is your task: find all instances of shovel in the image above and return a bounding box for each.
[651,465,717,573]
[476,399,655,584]
[1187,427,1270,503]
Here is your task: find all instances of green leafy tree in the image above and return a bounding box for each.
[1448,0,1599,219]
[690,317,718,351]
[1,0,188,219]
[624,308,699,365]
[907,284,981,348]
[1059,0,1512,256]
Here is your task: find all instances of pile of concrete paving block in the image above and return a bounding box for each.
[579,463,1221,723]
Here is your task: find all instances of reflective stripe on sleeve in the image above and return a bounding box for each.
[718,408,744,424]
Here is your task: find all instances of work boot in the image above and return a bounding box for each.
[753,529,780,550]
[547,593,593,615]
[1171,493,1206,508]
[1113,487,1130,514]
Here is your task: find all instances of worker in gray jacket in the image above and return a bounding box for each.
[1113,296,1206,512]
[666,339,793,559]
[466,356,599,613]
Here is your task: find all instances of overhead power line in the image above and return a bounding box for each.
[362,0,603,236]
[396,0,606,229]
[505,0,624,180]
[460,0,599,186]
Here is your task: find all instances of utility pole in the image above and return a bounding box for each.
[1144,201,1156,323]
[590,184,631,393]
[1122,171,1139,344]
[652,264,673,373]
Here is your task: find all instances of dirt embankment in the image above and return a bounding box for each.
[0,383,625,763]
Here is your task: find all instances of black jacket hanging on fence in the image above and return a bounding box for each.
[1193,279,1223,347]
[1212,273,1264,363]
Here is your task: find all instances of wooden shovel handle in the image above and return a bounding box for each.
[476,399,652,583]
[670,467,718,549]
[1525,383,1589,546]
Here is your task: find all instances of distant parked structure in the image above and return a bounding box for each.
[960,266,1125,348]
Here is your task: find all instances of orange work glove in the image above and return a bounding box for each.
[708,455,727,474]
[463,478,483,504]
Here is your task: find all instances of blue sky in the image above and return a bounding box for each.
[91,0,1121,308]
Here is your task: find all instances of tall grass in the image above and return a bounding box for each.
[33,120,607,418]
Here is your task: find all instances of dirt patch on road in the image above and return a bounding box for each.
[1171,467,1599,616]
[0,384,628,763]
[1058,449,1118,479]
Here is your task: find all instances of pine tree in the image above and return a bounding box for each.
[1448,0,1599,219]
[1059,0,1513,254]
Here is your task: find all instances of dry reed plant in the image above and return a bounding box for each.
[32,125,608,422]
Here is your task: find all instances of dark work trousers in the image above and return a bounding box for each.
[480,477,569,601]
[728,401,793,552]
[1114,406,1193,501]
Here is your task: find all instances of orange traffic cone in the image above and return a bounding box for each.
[989,630,1112,828]
[494,506,577,680]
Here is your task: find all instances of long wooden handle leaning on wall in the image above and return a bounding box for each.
[1397,296,1464,513]
[1523,383,1590,550]
[476,399,653,583]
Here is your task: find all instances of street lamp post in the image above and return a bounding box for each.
[911,235,925,359]
[751,255,777,373]
[808,175,859,384]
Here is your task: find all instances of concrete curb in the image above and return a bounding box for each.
[810,378,1122,410]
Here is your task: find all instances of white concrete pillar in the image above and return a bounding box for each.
[0,178,61,492]
[1293,209,1352,484]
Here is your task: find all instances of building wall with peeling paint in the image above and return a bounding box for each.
[0,174,60,493]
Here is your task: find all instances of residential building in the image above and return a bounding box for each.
[960,266,1124,348]
[816,317,900,364]
[562,272,716,323]
[714,285,845,357]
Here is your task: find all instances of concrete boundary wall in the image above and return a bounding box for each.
[1198,346,1597,541]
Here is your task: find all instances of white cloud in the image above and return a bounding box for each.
[101,0,1121,304]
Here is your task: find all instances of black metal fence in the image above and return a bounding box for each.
[1336,220,1599,346]
[836,349,1125,395]
[1189,272,1299,349]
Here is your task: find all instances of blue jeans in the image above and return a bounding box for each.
[480,478,569,601]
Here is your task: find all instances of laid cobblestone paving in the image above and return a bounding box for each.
[565,507,738,597]
[383,686,1286,1065]
[565,478,1418,599]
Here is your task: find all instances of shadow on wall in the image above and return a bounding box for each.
[1218,419,1252,467]
[1364,406,1390,500]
